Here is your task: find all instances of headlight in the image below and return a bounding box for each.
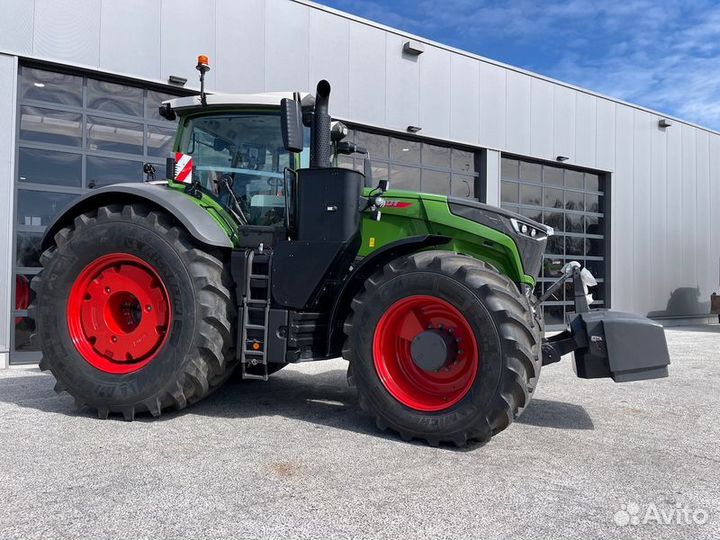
[510,218,552,240]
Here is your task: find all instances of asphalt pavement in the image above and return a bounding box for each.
[0,326,718,539]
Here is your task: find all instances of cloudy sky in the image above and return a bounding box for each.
[318,0,720,131]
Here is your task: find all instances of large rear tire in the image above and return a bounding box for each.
[32,204,237,420]
[343,250,541,446]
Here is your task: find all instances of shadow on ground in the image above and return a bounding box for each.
[0,365,595,444]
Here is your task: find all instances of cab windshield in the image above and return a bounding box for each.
[180,112,301,226]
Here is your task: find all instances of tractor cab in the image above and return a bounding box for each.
[161,92,313,228]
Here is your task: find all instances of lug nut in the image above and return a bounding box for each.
[146,305,152,312]
[458,349,464,355]
[111,336,117,343]
[105,287,111,293]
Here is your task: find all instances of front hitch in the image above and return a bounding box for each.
[540,263,670,382]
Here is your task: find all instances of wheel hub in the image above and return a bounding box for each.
[410,329,459,372]
[372,295,479,412]
[67,253,172,374]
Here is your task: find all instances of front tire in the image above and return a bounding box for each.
[32,204,237,420]
[343,250,541,446]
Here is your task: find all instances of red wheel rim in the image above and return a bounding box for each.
[372,295,479,412]
[67,253,172,374]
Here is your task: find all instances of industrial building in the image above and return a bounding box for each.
[1,0,718,367]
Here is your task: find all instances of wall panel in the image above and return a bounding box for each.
[505,71,531,155]
[710,136,720,295]
[418,45,451,140]
[681,124,698,289]
[34,0,101,67]
[0,0,34,55]
[264,0,309,91]
[596,98,616,171]
[478,62,506,150]
[309,9,350,118]
[695,130,711,303]
[530,78,553,160]
[574,92,597,168]
[449,54,479,144]
[553,85,576,161]
[160,0,216,91]
[665,116,684,305]
[385,33,419,131]
[100,0,161,81]
[650,115,668,314]
[347,22,386,125]
[632,110,653,314]
[611,105,635,311]
[216,0,266,93]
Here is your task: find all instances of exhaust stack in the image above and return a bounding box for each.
[310,80,332,168]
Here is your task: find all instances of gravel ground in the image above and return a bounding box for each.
[0,326,718,540]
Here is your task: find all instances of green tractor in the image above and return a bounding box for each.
[32,59,670,446]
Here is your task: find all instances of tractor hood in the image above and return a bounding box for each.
[447,197,552,280]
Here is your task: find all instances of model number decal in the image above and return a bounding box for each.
[384,200,414,208]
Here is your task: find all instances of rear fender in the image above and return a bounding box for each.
[41,182,234,251]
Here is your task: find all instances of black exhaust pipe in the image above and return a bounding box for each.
[310,80,332,168]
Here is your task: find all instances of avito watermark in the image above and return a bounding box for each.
[614,501,710,527]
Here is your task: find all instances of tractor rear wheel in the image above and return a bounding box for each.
[31,204,237,420]
[343,250,541,446]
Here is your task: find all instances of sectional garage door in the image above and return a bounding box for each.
[500,156,608,328]
[11,65,186,364]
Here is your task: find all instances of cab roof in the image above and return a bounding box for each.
[165,92,313,113]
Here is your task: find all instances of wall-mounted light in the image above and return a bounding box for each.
[407,125,422,133]
[658,118,673,128]
[168,75,188,87]
[556,155,569,162]
[403,40,425,56]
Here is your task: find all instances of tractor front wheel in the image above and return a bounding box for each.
[32,204,236,420]
[343,250,541,446]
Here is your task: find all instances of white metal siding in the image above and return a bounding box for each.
[478,62,506,150]
[0,0,33,56]
[309,8,350,119]
[100,0,161,81]
[215,0,266,94]
[34,0,101,67]
[449,54,479,144]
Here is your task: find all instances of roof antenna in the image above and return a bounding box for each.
[196,55,210,106]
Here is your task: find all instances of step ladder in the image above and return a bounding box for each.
[240,248,272,381]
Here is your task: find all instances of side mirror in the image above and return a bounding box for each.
[377,179,389,192]
[280,98,304,153]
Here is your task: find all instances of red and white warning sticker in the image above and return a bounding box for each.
[174,152,193,183]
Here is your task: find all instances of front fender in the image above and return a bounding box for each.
[41,182,234,251]
[326,234,450,357]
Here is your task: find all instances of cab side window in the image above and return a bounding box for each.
[181,113,291,226]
